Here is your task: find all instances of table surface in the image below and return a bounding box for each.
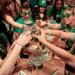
[12,58,66,75]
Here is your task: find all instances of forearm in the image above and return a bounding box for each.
[43,41,75,68]
[48,24,61,29]
[46,30,73,40]
[0,44,22,75]
[4,14,23,29]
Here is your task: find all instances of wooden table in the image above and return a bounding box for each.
[12,58,66,75]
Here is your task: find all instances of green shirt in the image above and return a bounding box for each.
[47,6,64,17]
[47,6,65,23]
[14,18,35,33]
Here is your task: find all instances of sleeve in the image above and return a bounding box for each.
[14,18,24,33]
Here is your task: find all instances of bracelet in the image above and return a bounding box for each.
[16,42,23,47]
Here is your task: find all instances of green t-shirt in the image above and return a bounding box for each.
[47,6,64,18]
[47,6,65,23]
[14,18,35,33]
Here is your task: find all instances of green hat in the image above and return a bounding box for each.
[38,0,47,7]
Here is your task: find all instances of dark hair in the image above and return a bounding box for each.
[20,0,28,5]
[39,6,47,20]
[52,0,64,23]
[2,0,14,8]
[33,6,47,21]
[2,0,16,11]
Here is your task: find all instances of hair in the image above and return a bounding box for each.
[33,6,47,21]
[1,0,17,11]
[52,0,64,22]
[39,6,47,20]
[53,0,64,9]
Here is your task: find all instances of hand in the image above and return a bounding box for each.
[63,16,73,25]
[17,31,32,46]
[33,29,48,44]
[22,25,30,32]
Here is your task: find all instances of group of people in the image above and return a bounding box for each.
[0,0,75,75]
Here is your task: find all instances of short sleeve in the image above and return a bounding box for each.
[14,18,24,33]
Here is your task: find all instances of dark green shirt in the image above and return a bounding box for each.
[47,6,64,23]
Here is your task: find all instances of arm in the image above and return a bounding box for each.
[44,29,74,40]
[34,30,75,69]
[43,41,75,69]
[4,14,23,29]
[0,31,31,75]
[0,44,22,75]
[48,23,61,29]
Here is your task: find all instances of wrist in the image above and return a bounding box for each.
[16,42,24,47]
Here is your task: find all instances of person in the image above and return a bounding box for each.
[1,0,23,28]
[0,0,23,44]
[32,0,61,30]
[0,2,11,56]
[33,29,75,73]
[47,0,65,23]
[61,9,75,50]
[13,4,35,41]
[0,31,32,75]
[32,0,47,21]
